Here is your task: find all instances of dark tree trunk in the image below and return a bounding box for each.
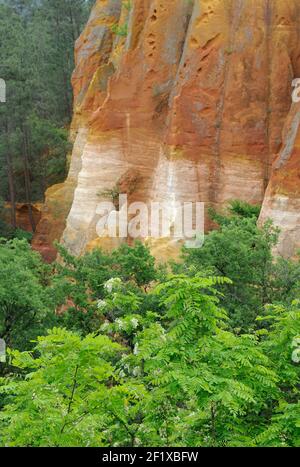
[21,123,36,232]
[4,121,16,229]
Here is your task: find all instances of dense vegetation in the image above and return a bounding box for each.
[0,0,93,230]
[0,204,299,447]
[0,0,299,449]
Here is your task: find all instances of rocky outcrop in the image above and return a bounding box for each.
[259,100,300,258]
[32,127,89,262]
[3,203,41,233]
[34,0,300,260]
[32,0,122,261]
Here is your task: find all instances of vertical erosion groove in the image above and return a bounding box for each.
[210,0,243,205]
[264,0,272,191]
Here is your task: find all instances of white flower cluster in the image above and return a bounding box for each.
[132,366,141,377]
[292,337,300,363]
[97,299,107,310]
[104,277,122,293]
[101,320,110,331]
[115,318,124,330]
[131,318,139,329]
[133,342,139,355]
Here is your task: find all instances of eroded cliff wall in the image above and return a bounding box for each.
[259,100,300,258]
[34,0,300,260]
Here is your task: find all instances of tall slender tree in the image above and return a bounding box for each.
[0,0,93,222]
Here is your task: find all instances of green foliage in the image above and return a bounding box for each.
[111,23,128,37]
[1,272,299,447]
[255,301,300,446]
[227,200,261,219]
[98,185,121,208]
[0,204,300,447]
[0,200,14,239]
[52,241,158,334]
[123,1,132,11]
[0,239,56,351]
[0,220,15,240]
[0,0,92,203]
[183,205,283,331]
[13,228,33,242]
[111,241,157,287]
[0,199,32,240]
[26,116,70,194]
[132,275,278,446]
[0,328,143,447]
[110,0,131,37]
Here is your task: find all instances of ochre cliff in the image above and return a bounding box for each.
[34,0,300,261]
[259,100,300,258]
[3,203,41,233]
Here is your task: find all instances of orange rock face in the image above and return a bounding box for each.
[34,0,300,260]
[259,100,300,258]
[3,203,41,232]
